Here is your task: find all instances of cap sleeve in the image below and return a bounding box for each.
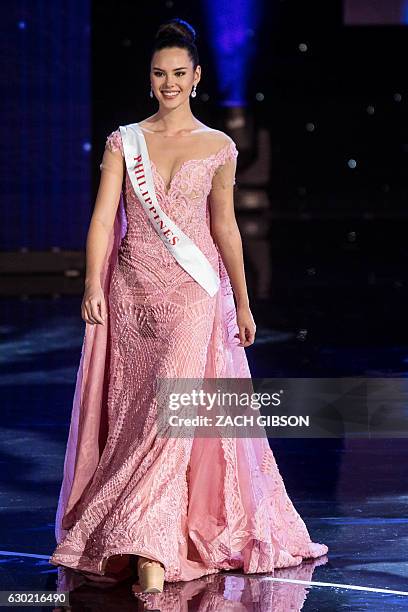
[105,129,124,156]
[99,128,124,175]
[211,140,238,190]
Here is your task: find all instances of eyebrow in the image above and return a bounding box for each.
[152,66,188,71]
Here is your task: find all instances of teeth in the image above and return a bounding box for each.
[163,91,179,96]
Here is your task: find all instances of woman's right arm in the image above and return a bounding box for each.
[81,139,124,325]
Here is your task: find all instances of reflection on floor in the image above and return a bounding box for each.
[1,285,407,610]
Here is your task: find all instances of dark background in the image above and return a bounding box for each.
[1,0,408,361]
[1,2,408,603]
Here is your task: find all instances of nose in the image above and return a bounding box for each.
[164,77,176,88]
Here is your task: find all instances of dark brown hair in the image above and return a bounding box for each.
[151,18,199,70]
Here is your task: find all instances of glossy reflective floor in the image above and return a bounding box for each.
[1,278,408,610]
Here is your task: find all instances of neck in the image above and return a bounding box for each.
[150,103,199,135]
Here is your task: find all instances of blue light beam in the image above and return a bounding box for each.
[202,0,262,106]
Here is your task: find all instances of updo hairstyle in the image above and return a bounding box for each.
[151,17,199,70]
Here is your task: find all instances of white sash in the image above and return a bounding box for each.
[119,123,220,297]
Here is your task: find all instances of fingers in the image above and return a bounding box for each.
[246,327,256,345]
[90,298,105,324]
[245,325,256,346]
[82,298,106,325]
[234,326,256,347]
[82,303,98,325]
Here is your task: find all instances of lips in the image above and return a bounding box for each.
[161,90,180,98]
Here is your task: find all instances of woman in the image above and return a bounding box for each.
[49,18,328,594]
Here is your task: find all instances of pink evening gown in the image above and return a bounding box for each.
[49,127,328,583]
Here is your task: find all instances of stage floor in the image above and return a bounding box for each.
[0,294,407,610]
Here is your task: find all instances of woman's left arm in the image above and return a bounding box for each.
[209,154,256,347]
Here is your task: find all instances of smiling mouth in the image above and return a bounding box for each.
[161,90,180,97]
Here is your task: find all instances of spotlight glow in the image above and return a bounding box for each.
[203,0,261,106]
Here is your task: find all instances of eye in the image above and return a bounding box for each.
[153,70,186,77]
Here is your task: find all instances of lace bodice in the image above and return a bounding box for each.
[101,128,239,287]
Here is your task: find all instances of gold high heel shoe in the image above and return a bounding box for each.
[137,556,165,593]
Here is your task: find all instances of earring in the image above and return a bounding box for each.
[191,84,197,98]
[150,86,153,99]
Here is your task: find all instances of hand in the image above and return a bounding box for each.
[234,304,256,347]
[81,281,107,325]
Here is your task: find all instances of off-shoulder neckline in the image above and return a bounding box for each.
[134,122,237,195]
[149,141,237,196]
[108,126,237,196]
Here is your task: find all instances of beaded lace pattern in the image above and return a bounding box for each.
[49,128,328,582]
